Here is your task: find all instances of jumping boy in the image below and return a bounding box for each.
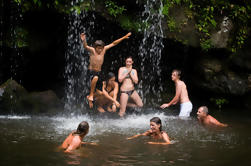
[80,32,131,108]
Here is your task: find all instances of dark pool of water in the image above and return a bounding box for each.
[1,109,251,166]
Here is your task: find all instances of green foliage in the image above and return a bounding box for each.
[118,16,142,32]
[210,97,228,110]
[200,39,212,51]
[105,1,126,18]
[161,0,251,52]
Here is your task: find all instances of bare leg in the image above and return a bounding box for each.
[119,93,129,117]
[87,76,98,108]
[130,91,143,107]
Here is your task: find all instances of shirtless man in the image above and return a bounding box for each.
[160,69,193,117]
[80,32,131,108]
[197,106,228,127]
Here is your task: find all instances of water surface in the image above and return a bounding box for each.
[1,110,251,166]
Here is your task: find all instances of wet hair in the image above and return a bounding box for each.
[125,56,133,61]
[172,69,181,77]
[105,72,115,86]
[150,117,162,131]
[93,40,105,48]
[200,106,209,115]
[73,121,89,135]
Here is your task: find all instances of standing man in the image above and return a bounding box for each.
[160,69,193,117]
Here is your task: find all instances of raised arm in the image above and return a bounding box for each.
[160,82,181,109]
[129,69,138,84]
[80,33,95,53]
[118,67,132,83]
[104,32,131,51]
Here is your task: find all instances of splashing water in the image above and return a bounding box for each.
[65,1,96,112]
[138,0,164,106]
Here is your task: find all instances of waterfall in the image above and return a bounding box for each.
[138,0,164,106]
[64,0,96,112]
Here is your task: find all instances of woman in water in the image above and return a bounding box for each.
[61,121,96,153]
[118,56,143,117]
[127,117,171,145]
[95,72,120,113]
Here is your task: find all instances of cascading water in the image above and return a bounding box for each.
[138,0,164,106]
[65,0,96,112]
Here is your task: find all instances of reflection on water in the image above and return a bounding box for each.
[0,110,251,166]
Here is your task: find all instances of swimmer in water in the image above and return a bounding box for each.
[197,106,228,127]
[127,117,171,145]
[61,121,97,153]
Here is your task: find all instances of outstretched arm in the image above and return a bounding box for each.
[104,32,131,51]
[127,131,149,140]
[210,117,228,127]
[81,142,98,146]
[160,83,181,109]
[80,33,95,53]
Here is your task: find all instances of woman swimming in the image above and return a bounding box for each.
[118,56,143,117]
[95,72,120,113]
[127,117,171,145]
[61,121,96,153]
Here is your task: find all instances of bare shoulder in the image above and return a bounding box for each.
[132,68,137,72]
[119,67,126,71]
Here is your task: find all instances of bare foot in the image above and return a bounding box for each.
[118,111,125,117]
[97,106,105,113]
[107,106,113,112]
[87,95,93,108]
[87,95,94,101]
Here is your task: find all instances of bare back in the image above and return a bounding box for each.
[61,132,82,152]
[176,80,190,103]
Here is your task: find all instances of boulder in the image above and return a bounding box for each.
[193,58,249,96]
[0,79,63,114]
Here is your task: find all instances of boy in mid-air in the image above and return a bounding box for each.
[80,32,131,108]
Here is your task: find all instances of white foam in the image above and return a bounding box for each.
[50,112,179,136]
[0,115,31,119]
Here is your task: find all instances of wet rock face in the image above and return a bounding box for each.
[193,58,249,96]
[0,79,63,114]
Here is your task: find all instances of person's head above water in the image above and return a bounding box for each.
[93,40,105,54]
[74,121,89,136]
[150,117,162,132]
[171,69,181,81]
[125,56,133,67]
[105,72,116,86]
[197,106,209,118]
